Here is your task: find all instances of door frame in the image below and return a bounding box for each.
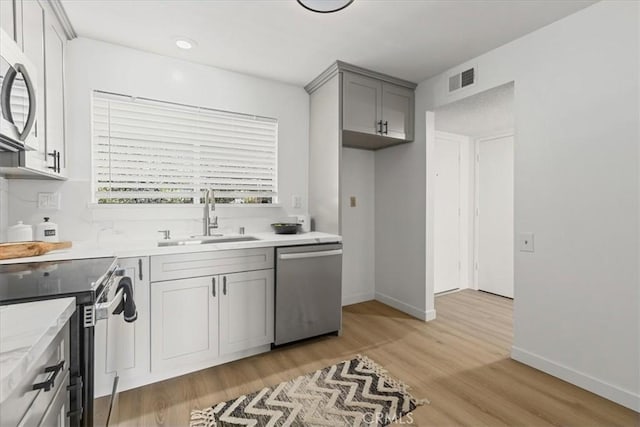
[473,131,515,290]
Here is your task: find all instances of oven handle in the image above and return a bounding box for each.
[279,249,343,260]
[95,288,124,321]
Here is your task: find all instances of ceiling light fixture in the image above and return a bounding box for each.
[175,38,196,50]
[297,0,354,14]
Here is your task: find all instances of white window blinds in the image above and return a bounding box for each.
[92,91,278,204]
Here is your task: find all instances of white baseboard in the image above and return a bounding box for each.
[511,346,640,412]
[342,292,375,306]
[375,291,437,321]
[96,345,271,398]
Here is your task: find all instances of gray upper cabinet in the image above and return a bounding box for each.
[342,72,382,136]
[307,62,416,151]
[342,71,414,145]
[381,82,414,141]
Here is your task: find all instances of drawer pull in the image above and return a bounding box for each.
[32,360,65,392]
[66,408,83,418]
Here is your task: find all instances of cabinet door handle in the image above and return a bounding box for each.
[47,150,58,171]
[212,277,216,297]
[383,121,388,135]
[223,276,227,295]
[32,360,65,392]
[138,259,143,280]
[377,120,383,134]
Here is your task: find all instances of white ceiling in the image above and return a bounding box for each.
[61,0,595,87]
[435,82,514,137]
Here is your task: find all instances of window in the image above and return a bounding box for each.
[91,91,278,204]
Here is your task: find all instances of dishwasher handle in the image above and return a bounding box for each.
[279,249,342,260]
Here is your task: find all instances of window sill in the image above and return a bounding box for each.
[87,203,283,209]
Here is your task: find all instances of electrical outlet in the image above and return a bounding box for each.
[37,192,61,210]
[518,232,534,252]
[291,195,302,209]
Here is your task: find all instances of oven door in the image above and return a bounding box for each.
[0,28,38,152]
[93,273,133,427]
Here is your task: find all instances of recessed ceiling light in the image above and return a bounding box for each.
[175,38,196,50]
[297,0,354,13]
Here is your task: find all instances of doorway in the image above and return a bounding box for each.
[429,82,514,298]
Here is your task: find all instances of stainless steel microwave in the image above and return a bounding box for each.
[0,28,38,152]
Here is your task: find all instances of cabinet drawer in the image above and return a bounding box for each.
[34,371,69,427]
[150,248,274,282]
[0,323,70,427]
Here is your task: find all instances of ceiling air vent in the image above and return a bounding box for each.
[449,67,476,92]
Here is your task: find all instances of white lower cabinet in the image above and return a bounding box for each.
[150,275,219,372]
[220,270,274,355]
[96,248,275,393]
[150,269,274,373]
[94,257,150,397]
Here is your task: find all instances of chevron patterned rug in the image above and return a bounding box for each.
[190,354,426,427]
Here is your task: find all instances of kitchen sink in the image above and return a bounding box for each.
[158,235,259,247]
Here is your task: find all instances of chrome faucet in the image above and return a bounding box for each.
[202,189,219,236]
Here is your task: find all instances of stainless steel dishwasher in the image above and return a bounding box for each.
[274,243,343,346]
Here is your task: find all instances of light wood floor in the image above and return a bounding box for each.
[97,290,639,426]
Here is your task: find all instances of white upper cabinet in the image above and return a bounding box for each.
[0,0,67,179]
[20,0,46,171]
[43,15,65,175]
[0,0,15,45]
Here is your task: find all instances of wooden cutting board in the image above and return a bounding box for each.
[0,241,73,260]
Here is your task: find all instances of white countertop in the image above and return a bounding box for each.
[0,298,76,403]
[0,232,342,264]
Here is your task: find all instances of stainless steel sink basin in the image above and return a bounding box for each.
[158,235,259,247]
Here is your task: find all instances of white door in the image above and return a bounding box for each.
[150,276,218,372]
[219,269,274,355]
[434,132,461,294]
[477,135,514,298]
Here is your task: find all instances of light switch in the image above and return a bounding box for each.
[350,196,357,207]
[38,192,61,210]
[518,232,534,252]
[291,195,302,209]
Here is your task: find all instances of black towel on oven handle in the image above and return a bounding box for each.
[113,276,138,323]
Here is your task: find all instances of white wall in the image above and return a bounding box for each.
[6,37,309,242]
[435,82,514,138]
[341,147,375,305]
[382,0,638,410]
